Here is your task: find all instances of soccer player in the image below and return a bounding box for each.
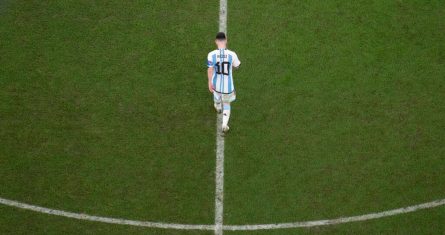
[206,32,241,133]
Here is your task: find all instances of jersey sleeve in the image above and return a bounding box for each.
[232,52,241,68]
[207,52,214,68]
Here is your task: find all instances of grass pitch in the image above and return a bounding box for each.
[1,0,445,234]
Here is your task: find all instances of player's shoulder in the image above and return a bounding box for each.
[225,49,237,54]
[208,50,218,56]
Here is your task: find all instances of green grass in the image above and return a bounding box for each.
[1,0,445,234]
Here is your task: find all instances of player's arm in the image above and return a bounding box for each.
[233,53,241,69]
[207,67,214,93]
[206,54,214,93]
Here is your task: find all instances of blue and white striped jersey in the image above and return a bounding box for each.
[207,48,241,94]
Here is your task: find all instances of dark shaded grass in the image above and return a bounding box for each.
[0,0,444,234]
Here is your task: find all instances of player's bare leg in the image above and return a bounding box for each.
[222,102,231,133]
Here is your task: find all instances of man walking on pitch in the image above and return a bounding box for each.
[207,32,241,133]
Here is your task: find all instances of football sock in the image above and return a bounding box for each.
[222,103,231,127]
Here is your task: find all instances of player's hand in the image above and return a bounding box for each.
[208,83,214,93]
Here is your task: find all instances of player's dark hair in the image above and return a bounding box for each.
[216,32,226,40]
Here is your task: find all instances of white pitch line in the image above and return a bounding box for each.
[219,0,227,33]
[214,114,225,235]
[1,196,444,231]
[223,198,445,230]
[0,197,214,230]
[214,0,227,235]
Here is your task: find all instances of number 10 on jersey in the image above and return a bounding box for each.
[215,62,230,75]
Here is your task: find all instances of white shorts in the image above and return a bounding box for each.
[213,91,236,103]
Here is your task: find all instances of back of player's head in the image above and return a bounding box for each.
[215,32,226,40]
